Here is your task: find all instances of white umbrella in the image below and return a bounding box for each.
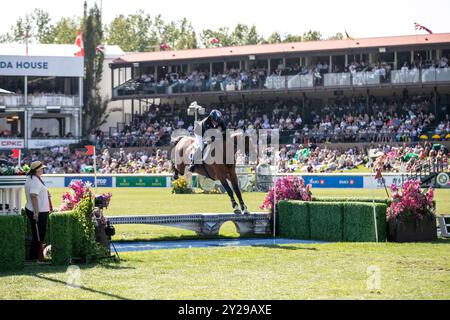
[0,88,13,94]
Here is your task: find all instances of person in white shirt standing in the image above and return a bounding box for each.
[25,161,53,262]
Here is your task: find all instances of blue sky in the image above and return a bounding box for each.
[1,0,449,39]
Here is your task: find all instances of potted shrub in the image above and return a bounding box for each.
[387,180,437,242]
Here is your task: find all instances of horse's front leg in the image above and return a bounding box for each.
[219,178,241,214]
[228,171,249,214]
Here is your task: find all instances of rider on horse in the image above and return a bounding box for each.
[189,109,226,173]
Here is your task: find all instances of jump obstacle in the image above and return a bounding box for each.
[108,213,271,236]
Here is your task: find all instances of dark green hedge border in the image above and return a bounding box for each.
[278,200,387,242]
[0,215,25,270]
[49,212,75,265]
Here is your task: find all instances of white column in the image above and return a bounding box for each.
[2,189,6,214]
[15,188,21,213]
[24,76,28,105]
[65,116,71,136]
[74,112,80,138]
[394,52,398,70]
[79,77,83,106]
[8,188,13,213]
[27,111,33,141]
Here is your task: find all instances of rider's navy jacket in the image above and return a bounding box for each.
[196,115,227,136]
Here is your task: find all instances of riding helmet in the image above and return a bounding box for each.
[209,109,222,123]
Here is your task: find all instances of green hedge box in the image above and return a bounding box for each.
[0,215,25,270]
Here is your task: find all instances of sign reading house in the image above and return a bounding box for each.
[0,55,83,77]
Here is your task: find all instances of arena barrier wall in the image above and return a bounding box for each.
[41,173,446,190]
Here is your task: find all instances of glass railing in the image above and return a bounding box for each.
[0,94,80,107]
[422,67,450,83]
[112,68,450,98]
[352,71,380,86]
[287,74,314,88]
[324,73,351,87]
[391,70,420,84]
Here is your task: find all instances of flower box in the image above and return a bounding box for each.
[387,215,437,242]
[387,180,437,242]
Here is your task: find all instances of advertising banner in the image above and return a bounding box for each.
[0,139,25,149]
[116,176,167,188]
[64,176,113,188]
[301,175,364,188]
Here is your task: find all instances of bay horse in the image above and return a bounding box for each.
[171,131,253,214]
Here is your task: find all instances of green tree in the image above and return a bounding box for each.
[328,32,344,40]
[266,32,282,44]
[51,17,79,44]
[0,9,55,43]
[106,11,152,52]
[32,9,54,43]
[200,27,232,47]
[302,30,322,41]
[229,23,263,46]
[82,2,109,135]
[283,34,303,43]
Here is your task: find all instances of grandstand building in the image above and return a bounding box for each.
[109,33,450,130]
[0,43,83,149]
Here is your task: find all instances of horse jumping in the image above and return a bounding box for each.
[171,132,251,214]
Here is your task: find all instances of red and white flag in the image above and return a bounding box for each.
[160,43,170,51]
[75,30,85,57]
[84,145,95,156]
[414,22,433,34]
[208,37,221,46]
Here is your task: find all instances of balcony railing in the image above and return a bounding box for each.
[112,67,450,98]
[0,94,80,107]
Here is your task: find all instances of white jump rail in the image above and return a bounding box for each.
[437,216,450,238]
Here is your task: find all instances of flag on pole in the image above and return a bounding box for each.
[208,37,221,47]
[345,30,354,40]
[159,43,170,51]
[24,31,31,56]
[414,22,433,34]
[84,145,95,156]
[11,149,20,159]
[75,30,85,57]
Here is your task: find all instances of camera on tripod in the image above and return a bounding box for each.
[95,194,107,209]
[94,194,119,261]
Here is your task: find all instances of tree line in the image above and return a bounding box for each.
[0,8,343,51]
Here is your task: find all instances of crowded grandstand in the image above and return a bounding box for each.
[1,33,449,175]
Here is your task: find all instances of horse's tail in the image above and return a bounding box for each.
[169,135,186,179]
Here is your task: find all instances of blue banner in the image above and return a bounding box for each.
[64,176,113,188]
[302,176,364,188]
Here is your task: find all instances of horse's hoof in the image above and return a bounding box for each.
[243,209,250,215]
[173,174,179,180]
[234,210,242,214]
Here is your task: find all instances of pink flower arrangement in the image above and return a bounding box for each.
[387,179,435,221]
[260,176,312,211]
[59,180,93,211]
